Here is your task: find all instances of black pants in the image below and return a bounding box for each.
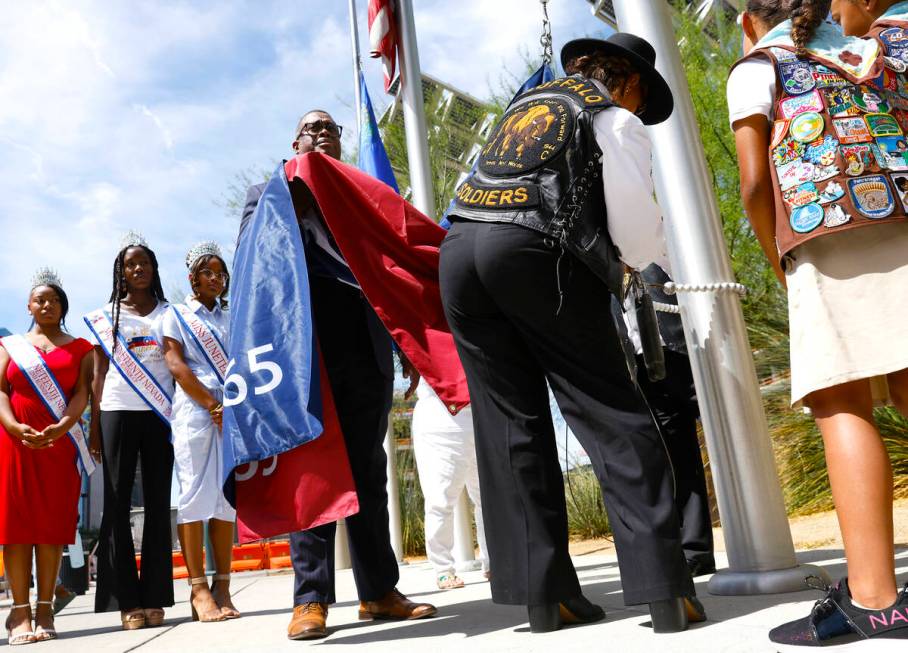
[95,410,174,612]
[439,221,693,606]
[290,277,397,605]
[635,350,715,569]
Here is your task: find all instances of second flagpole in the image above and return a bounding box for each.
[348,0,363,147]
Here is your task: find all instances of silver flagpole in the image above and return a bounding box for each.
[348,0,363,147]
[394,0,435,216]
[610,0,829,594]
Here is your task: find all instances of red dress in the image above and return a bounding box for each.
[0,338,93,544]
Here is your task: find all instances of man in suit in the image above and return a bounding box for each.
[239,110,435,640]
[624,264,716,578]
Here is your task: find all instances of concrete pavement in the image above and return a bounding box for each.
[3,547,907,652]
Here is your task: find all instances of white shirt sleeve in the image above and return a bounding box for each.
[595,107,671,274]
[727,57,777,127]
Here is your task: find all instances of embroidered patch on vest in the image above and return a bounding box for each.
[891,172,908,209]
[478,97,572,176]
[823,87,862,117]
[778,89,824,120]
[771,120,790,148]
[818,180,845,203]
[790,112,825,142]
[853,86,890,113]
[784,182,820,207]
[866,113,903,137]
[886,56,908,73]
[842,144,876,175]
[532,78,611,107]
[453,179,541,210]
[812,64,848,88]
[880,27,908,63]
[779,60,816,95]
[790,203,824,233]
[773,137,806,166]
[824,203,852,227]
[848,175,896,218]
[804,135,839,166]
[776,159,816,190]
[876,135,908,170]
[834,116,873,144]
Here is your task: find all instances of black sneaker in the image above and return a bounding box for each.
[769,577,908,650]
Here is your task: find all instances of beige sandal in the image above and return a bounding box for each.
[436,574,465,590]
[32,601,57,641]
[189,577,225,623]
[143,608,165,627]
[5,604,35,646]
[210,574,240,619]
[120,608,145,631]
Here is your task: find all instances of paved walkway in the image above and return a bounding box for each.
[3,548,907,652]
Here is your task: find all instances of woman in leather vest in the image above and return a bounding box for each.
[730,1,908,648]
[440,33,703,635]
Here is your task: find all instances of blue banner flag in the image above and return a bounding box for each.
[222,163,326,486]
[439,63,556,228]
[358,70,399,191]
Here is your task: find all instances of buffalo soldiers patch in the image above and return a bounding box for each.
[454,179,541,210]
[479,97,572,176]
[530,77,611,107]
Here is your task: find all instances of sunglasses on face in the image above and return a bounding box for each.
[298,120,343,138]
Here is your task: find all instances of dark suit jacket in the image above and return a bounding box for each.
[237,183,394,379]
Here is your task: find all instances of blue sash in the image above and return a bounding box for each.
[171,301,228,384]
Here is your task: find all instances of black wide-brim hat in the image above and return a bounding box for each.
[561,32,674,125]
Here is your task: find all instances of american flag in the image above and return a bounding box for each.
[368,0,399,93]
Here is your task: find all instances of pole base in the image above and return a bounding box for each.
[707,564,831,596]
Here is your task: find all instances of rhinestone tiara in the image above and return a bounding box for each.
[30,266,63,290]
[119,229,148,251]
[185,240,224,268]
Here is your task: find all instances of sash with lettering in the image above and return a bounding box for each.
[171,299,228,383]
[83,308,172,423]
[1,335,96,475]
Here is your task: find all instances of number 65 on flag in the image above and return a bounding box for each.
[223,344,284,406]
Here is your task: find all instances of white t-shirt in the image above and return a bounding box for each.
[92,301,174,412]
[727,57,777,127]
[595,107,672,274]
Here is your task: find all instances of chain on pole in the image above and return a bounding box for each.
[540,0,553,65]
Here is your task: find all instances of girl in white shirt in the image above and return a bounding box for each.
[88,235,175,630]
[730,1,908,648]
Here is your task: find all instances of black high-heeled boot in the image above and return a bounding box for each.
[649,597,688,633]
[527,603,561,633]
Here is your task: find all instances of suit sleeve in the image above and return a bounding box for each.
[237,183,265,249]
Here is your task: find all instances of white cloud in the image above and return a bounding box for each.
[0,0,601,335]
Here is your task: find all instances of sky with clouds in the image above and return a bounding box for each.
[0,0,610,336]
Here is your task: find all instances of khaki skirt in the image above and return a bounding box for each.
[786,221,908,407]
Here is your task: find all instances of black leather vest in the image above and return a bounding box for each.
[449,75,624,295]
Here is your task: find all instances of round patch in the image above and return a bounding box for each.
[478,97,572,176]
[790,112,825,143]
[790,203,824,233]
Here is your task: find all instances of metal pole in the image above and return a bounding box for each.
[347,0,363,147]
[452,491,480,572]
[611,0,829,595]
[384,423,404,562]
[394,0,435,216]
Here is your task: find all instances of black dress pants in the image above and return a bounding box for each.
[635,350,715,569]
[290,277,397,605]
[95,410,174,612]
[439,220,693,606]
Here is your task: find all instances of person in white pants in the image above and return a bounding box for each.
[411,379,489,589]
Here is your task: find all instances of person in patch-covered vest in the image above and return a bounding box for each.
[439,33,704,635]
[729,1,908,648]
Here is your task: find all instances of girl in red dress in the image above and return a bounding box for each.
[0,271,94,644]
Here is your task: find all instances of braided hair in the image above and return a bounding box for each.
[745,0,830,54]
[108,245,167,352]
[189,254,230,309]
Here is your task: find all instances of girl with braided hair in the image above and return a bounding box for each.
[86,233,176,630]
[730,1,908,647]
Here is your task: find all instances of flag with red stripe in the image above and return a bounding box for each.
[368,0,399,93]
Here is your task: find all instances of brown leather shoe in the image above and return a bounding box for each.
[358,588,437,621]
[287,602,328,640]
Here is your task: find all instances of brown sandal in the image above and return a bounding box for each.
[120,608,145,631]
[143,608,165,627]
[189,577,225,623]
[210,574,241,619]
